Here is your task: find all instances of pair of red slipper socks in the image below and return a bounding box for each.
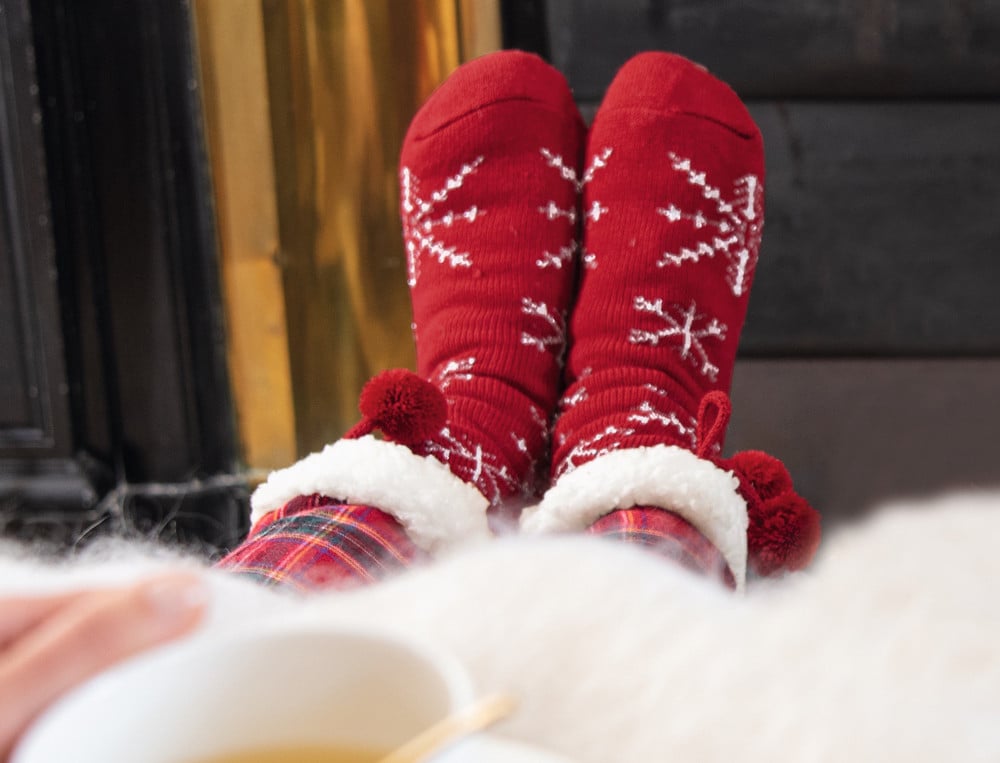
[233,50,820,592]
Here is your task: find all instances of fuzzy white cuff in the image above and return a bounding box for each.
[250,435,491,553]
[521,445,748,589]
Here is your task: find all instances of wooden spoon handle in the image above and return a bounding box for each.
[376,694,517,763]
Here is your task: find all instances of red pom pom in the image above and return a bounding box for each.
[747,493,822,576]
[729,450,794,501]
[357,369,447,445]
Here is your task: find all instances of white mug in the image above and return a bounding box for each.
[13,623,476,762]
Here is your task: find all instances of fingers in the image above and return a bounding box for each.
[0,593,87,647]
[0,573,208,760]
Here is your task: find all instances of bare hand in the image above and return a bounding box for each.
[0,573,207,761]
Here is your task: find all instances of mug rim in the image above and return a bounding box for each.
[13,620,476,762]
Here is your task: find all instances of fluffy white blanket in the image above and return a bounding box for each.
[3,490,998,762]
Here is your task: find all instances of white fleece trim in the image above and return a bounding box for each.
[521,445,748,590]
[250,436,490,553]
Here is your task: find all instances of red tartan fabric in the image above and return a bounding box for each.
[216,495,424,593]
[589,506,736,589]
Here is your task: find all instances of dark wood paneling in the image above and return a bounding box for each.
[501,0,550,60]
[0,0,69,452]
[0,236,33,431]
[29,0,116,465]
[545,0,1000,99]
[0,0,247,551]
[32,0,237,482]
[744,101,1000,355]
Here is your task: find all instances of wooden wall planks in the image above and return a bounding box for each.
[547,0,1000,98]
[743,101,1000,355]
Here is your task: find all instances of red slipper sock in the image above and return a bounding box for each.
[563,51,764,463]
[523,52,818,587]
[398,49,586,526]
[217,498,424,593]
[247,51,586,563]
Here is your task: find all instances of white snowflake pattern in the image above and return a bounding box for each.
[536,148,585,271]
[553,367,593,447]
[582,147,612,185]
[538,200,576,223]
[555,425,626,480]
[539,147,579,185]
[432,356,476,390]
[424,426,517,507]
[510,402,549,457]
[538,148,578,223]
[552,386,587,449]
[512,432,529,456]
[536,244,577,270]
[627,401,697,450]
[401,157,485,287]
[520,297,566,359]
[510,402,551,497]
[559,384,589,412]
[584,200,607,223]
[656,152,763,297]
[554,381,697,478]
[629,297,726,382]
[555,407,694,479]
[536,147,611,269]
[427,360,547,500]
[528,403,549,442]
[578,147,612,269]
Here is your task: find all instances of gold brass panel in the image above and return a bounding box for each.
[193,0,297,474]
[193,0,500,467]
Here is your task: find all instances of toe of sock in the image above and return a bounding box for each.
[597,51,758,139]
[405,49,581,141]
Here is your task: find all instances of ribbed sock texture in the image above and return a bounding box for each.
[401,51,585,517]
[554,52,765,480]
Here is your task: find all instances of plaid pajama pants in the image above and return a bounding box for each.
[216,494,424,593]
[217,495,728,593]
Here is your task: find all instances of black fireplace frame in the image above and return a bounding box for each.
[0,0,247,551]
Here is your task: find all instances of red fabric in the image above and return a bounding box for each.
[553,52,765,480]
[216,496,424,593]
[589,506,735,589]
[746,493,822,576]
[400,50,586,516]
[725,451,822,575]
[727,449,794,501]
[346,369,448,444]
